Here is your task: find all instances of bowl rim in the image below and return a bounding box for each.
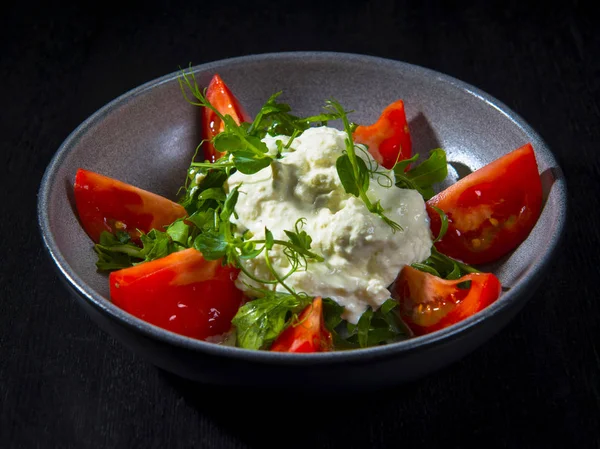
[37,50,567,365]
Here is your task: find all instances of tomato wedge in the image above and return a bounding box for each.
[270,297,333,353]
[202,74,251,162]
[392,265,502,336]
[353,99,412,169]
[109,248,244,340]
[427,143,542,265]
[74,169,187,243]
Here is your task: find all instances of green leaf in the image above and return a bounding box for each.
[115,231,131,244]
[233,151,272,174]
[212,132,245,153]
[221,114,244,132]
[198,170,229,190]
[94,232,144,271]
[322,297,345,331]
[281,218,323,262]
[446,263,462,280]
[295,112,345,127]
[413,247,480,280]
[231,293,311,350]
[321,298,409,349]
[355,156,370,192]
[283,219,310,249]
[265,228,274,250]
[336,154,360,196]
[283,230,310,252]
[166,220,189,246]
[187,209,218,230]
[98,231,123,247]
[248,92,290,134]
[357,308,374,348]
[193,231,228,260]
[244,135,270,154]
[405,149,447,186]
[93,220,200,272]
[139,229,172,261]
[247,91,346,140]
[410,262,441,277]
[394,149,448,200]
[179,168,228,216]
[220,185,240,222]
[238,241,263,260]
[198,187,226,202]
[430,205,449,243]
[380,298,398,315]
[392,154,419,174]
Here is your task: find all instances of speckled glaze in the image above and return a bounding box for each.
[38,52,567,390]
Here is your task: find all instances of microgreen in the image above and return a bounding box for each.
[178,68,274,170]
[231,290,312,350]
[393,149,448,200]
[248,91,345,139]
[326,99,403,232]
[412,247,480,280]
[322,298,410,349]
[93,221,192,272]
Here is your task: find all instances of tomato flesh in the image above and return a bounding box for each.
[109,248,244,340]
[353,99,412,169]
[74,169,187,243]
[270,297,333,353]
[427,143,543,264]
[202,74,251,162]
[392,265,502,335]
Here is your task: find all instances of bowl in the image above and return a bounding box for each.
[37,52,567,390]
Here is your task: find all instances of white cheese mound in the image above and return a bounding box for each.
[226,126,432,323]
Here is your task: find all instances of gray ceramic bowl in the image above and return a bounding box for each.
[38,52,566,390]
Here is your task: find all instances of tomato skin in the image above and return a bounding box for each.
[427,143,543,265]
[270,297,333,353]
[353,99,412,169]
[392,265,502,336]
[109,248,244,340]
[202,74,251,162]
[73,169,187,243]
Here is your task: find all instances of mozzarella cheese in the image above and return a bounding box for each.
[226,126,432,323]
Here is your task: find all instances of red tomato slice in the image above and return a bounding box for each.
[427,143,543,265]
[109,248,244,341]
[392,265,502,336]
[270,297,333,353]
[353,99,412,169]
[202,74,251,162]
[74,169,187,243]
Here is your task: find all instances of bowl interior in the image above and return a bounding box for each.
[40,52,566,355]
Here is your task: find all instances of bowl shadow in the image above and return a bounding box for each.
[159,369,426,447]
[409,112,442,160]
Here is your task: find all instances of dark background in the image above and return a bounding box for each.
[2,1,599,448]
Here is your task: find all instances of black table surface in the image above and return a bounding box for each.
[2,1,599,448]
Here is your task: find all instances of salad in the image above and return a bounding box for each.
[72,69,543,352]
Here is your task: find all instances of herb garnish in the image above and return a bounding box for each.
[393,149,448,200]
[178,70,274,174]
[231,290,312,350]
[327,100,403,232]
[248,91,344,139]
[93,219,193,271]
[322,298,411,348]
